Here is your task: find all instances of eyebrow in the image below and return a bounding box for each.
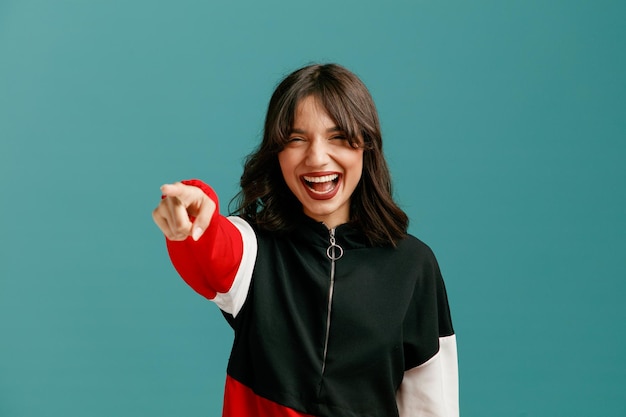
[290,126,342,134]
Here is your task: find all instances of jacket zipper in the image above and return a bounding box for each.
[321,227,343,375]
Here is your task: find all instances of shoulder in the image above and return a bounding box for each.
[391,234,446,287]
[396,233,438,261]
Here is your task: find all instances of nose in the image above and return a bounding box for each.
[304,138,330,167]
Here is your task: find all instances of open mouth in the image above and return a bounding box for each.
[302,173,340,195]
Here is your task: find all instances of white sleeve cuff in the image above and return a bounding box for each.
[396,334,459,417]
[211,216,257,317]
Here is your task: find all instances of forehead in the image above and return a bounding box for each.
[292,96,338,130]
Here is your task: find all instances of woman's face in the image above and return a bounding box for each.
[278,96,364,229]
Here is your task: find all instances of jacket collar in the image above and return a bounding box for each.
[290,213,370,250]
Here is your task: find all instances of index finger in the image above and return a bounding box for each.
[160,182,202,207]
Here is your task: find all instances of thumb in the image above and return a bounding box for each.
[190,193,216,241]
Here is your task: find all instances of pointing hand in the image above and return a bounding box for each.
[152,182,216,241]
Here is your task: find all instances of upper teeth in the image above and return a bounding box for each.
[303,174,339,183]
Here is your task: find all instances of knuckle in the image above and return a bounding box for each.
[171,224,190,239]
[152,206,163,218]
[165,229,185,241]
[172,232,188,240]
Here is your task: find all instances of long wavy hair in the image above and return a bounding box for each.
[232,63,408,246]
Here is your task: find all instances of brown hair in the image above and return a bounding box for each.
[232,63,408,246]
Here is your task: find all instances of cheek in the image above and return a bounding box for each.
[278,152,297,185]
[277,151,289,172]
[350,151,365,179]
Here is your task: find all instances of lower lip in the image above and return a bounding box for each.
[301,176,341,200]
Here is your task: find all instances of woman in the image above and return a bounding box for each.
[153,63,458,417]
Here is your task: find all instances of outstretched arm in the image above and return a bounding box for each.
[152,180,257,317]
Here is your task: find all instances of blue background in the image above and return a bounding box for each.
[1,1,625,416]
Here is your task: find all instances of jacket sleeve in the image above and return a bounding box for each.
[165,179,257,317]
[396,247,459,417]
[396,335,458,417]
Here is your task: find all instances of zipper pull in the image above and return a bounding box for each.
[326,228,344,261]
